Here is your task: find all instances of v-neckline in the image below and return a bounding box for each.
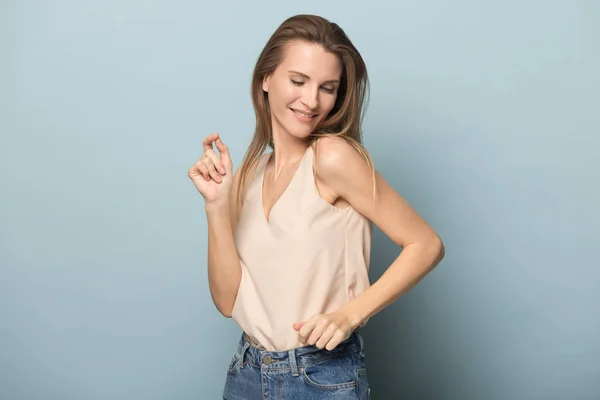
[260,146,311,225]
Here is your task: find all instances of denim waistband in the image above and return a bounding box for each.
[234,330,365,376]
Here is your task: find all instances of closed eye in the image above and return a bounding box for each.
[291,80,335,94]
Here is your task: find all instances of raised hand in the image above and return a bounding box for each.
[188,133,233,205]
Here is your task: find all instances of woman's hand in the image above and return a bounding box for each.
[293,310,358,351]
[187,133,233,205]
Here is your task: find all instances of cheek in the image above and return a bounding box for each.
[284,86,302,104]
[272,86,299,109]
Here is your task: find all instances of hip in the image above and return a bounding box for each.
[223,330,371,399]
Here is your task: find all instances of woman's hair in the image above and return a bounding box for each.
[235,14,376,209]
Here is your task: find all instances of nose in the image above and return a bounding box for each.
[301,86,319,110]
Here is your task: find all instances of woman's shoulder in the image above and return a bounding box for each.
[312,136,370,179]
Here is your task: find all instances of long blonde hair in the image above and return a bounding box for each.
[235,14,376,208]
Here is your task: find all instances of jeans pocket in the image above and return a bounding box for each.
[299,356,357,390]
[226,353,240,374]
[300,367,356,390]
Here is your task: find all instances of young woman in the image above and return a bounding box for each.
[188,14,445,399]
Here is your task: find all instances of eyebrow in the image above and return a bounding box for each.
[288,70,340,84]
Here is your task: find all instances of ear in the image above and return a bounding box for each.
[262,74,270,93]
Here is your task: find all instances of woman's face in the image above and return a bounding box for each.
[263,40,342,141]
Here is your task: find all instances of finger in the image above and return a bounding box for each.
[203,158,222,183]
[196,161,211,181]
[307,319,329,346]
[188,164,200,179]
[205,149,226,175]
[197,156,220,181]
[202,133,220,152]
[325,329,346,351]
[298,317,318,344]
[214,137,231,169]
[315,324,337,349]
[293,322,304,331]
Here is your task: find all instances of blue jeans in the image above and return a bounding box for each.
[223,331,371,399]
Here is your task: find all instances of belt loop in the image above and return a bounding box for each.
[240,341,251,369]
[356,331,365,356]
[288,349,299,376]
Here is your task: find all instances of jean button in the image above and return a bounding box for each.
[263,355,274,365]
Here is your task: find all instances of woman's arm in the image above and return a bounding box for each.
[294,137,445,349]
[205,169,243,318]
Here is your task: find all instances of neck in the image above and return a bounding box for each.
[270,126,309,173]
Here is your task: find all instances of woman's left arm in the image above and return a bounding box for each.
[294,137,445,350]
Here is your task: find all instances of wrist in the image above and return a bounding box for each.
[339,303,365,330]
[205,199,229,214]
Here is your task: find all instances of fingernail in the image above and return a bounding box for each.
[220,168,226,174]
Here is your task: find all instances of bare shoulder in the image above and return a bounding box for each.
[314,137,443,250]
[313,136,372,193]
[313,136,370,181]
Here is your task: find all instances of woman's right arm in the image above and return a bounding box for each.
[205,171,242,318]
[188,133,242,318]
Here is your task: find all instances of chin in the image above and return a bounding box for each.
[272,112,318,141]
[288,128,314,140]
[280,121,314,140]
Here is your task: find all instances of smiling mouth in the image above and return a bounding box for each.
[290,108,318,118]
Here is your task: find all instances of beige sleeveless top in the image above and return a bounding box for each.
[231,145,372,351]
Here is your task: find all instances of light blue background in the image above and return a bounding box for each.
[1,1,598,399]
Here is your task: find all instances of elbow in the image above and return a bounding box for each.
[430,235,445,264]
[214,299,234,318]
[211,282,240,319]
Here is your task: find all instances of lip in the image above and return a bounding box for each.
[290,108,318,122]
